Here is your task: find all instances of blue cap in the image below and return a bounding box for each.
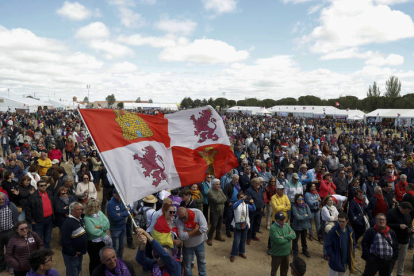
[112,189,119,196]
[274,212,286,221]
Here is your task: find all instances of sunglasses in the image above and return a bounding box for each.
[83,178,89,180]
[60,192,68,195]
[38,184,47,187]
[297,198,304,201]
[169,211,176,215]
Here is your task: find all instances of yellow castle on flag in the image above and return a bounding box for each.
[114,110,153,140]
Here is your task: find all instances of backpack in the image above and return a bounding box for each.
[135,207,151,230]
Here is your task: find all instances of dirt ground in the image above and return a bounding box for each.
[1,162,413,275]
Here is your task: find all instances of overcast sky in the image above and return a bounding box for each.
[1,0,414,103]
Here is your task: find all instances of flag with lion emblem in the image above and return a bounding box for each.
[79,106,238,204]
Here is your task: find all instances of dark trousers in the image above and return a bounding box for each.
[32,216,53,249]
[203,204,209,223]
[126,216,133,246]
[247,210,262,240]
[225,205,234,235]
[14,271,29,276]
[292,229,308,256]
[362,255,396,276]
[353,224,365,244]
[208,211,223,239]
[101,188,113,214]
[0,229,14,270]
[91,171,100,185]
[271,255,289,276]
[87,240,105,275]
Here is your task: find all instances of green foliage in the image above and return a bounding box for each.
[180,97,193,109]
[148,99,153,103]
[135,97,141,103]
[106,94,116,107]
[83,96,89,103]
[117,102,124,108]
[385,76,401,98]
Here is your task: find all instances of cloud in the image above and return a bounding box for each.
[118,7,146,28]
[118,34,177,48]
[308,4,324,14]
[365,53,404,66]
[158,38,249,64]
[75,22,110,40]
[374,0,412,4]
[56,1,91,21]
[140,0,156,4]
[282,0,313,3]
[301,0,414,54]
[202,0,237,14]
[89,40,134,59]
[111,61,138,72]
[155,16,197,35]
[107,0,135,7]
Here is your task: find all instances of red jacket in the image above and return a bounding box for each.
[5,231,43,272]
[48,149,63,162]
[319,180,336,199]
[395,181,407,202]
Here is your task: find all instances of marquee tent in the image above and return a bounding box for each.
[226,106,271,115]
[0,96,53,113]
[123,102,178,111]
[48,100,85,110]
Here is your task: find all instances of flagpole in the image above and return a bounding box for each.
[77,108,138,228]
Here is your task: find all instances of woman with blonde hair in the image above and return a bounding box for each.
[83,199,110,275]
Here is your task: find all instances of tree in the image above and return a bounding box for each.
[384,76,401,107]
[228,100,236,107]
[117,102,124,109]
[201,98,208,106]
[180,97,193,109]
[136,97,141,103]
[193,99,202,107]
[148,99,153,103]
[366,82,381,111]
[83,96,89,103]
[106,94,116,107]
[208,97,214,106]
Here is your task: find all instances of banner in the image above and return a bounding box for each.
[79,106,238,204]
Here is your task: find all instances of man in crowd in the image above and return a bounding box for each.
[54,175,76,198]
[362,173,377,201]
[386,201,413,276]
[176,207,208,276]
[71,156,82,180]
[61,202,87,276]
[367,186,388,226]
[361,213,398,276]
[207,179,227,246]
[38,152,52,177]
[324,212,355,276]
[269,212,296,276]
[224,174,241,238]
[5,159,24,181]
[92,246,136,276]
[1,132,10,158]
[290,256,307,276]
[107,189,130,259]
[27,249,59,276]
[0,192,18,273]
[382,181,397,210]
[239,165,252,191]
[333,169,347,197]
[26,179,54,249]
[285,173,303,204]
[245,177,265,245]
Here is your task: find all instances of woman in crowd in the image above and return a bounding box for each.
[1,171,19,205]
[277,171,288,187]
[90,150,101,191]
[16,175,35,221]
[291,193,311,258]
[348,178,361,202]
[265,177,277,229]
[75,164,93,184]
[83,199,110,275]
[75,173,97,204]
[304,183,321,242]
[230,191,255,262]
[179,187,197,209]
[190,184,204,211]
[199,175,212,222]
[26,164,41,190]
[319,195,339,260]
[5,221,43,276]
[48,144,62,164]
[55,187,76,230]
[318,172,336,200]
[64,137,75,163]
[152,203,182,259]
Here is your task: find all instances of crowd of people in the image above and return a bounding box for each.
[2,109,414,275]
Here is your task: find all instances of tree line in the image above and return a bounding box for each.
[180,76,410,112]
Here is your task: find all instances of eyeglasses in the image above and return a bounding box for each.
[38,184,47,187]
[206,177,212,179]
[43,257,54,264]
[60,192,68,195]
[169,211,176,215]
[297,198,304,201]
[376,218,386,221]
[83,178,89,180]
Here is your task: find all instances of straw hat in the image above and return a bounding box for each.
[323,172,331,178]
[300,164,307,169]
[142,195,158,203]
[287,164,295,169]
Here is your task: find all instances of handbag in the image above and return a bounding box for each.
[235,204,248,230]
[103,235,113,246]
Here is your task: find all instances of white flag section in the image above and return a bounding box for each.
[102,141,180,205]
[79,105,238,206]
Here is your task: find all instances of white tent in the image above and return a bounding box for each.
[227,106,271,115]
[48,100,85,110]
[0,96,53,113]
[123,102,178,111]
[347,110,366,121]
[365,109,414,125]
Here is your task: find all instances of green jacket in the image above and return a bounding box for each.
[269,222,296,256]
[208,189,227,214]
[84,211,110,241]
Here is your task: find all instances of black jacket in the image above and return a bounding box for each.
[361,226,398,261]
[402,192,414,221]
[25,191,55,224]
[239,174,252,192]
[386,207,412,244]
[223,182,237,205]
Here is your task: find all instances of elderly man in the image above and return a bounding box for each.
[326,152,339,173]
[71,156,82,180]
[386,201,413,276]
[285,173,303,204]
[361,213,398,276]
[61,202,88,276]
[54,175,76,198]
[92,246,136,276]
[5,159,24,181]
[224,174,241,238]
[245,177,265,245]
[176,207,208,276]
[362,173,377,201]
[26,179,54,249]
[207,179,227,246]
[367,186,388,226]
[333,169,348,197]
[37,152,52,177]
[270,212,296,276]
[0,192,19,273]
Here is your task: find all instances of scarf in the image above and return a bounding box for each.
[398,180,407,190]
[326,205,335,212]
[190,189,201,200]
[374,224,391,238]
[104,258,132,276]
[255,165,261,173]
[0,195,9,210]
[295,203,305,208]
[354,197,364,208]
[373,194,387,216]
[311,190,318,195]
[183,208,197,229]
[406,190,414,197]
[60,196,69,205]
[234,182,241,192]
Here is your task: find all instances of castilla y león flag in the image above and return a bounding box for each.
[79,106,238,204]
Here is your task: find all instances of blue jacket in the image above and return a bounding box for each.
[324,223,355,273]
[107,197,129,231]
[245,186,264,210]
[291,204,312,231]
[298,171,313,186]
[304,192,320,211]
[199,181,211,205]
[348,200,367,228]
[136,239,182,276]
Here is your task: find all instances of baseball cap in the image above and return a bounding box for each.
[367,173,374,177]
[274,212,286,221]
[277,184,285,189]
[51,159,59,165]
[292,173,299,180]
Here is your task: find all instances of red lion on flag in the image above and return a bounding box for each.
[190,108,219,143]
[133,146,166,187]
